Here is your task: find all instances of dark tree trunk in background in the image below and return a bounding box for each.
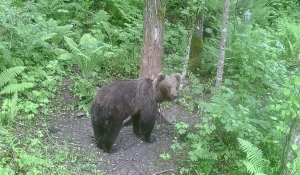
[139,0,164,80]
[187,7,204,77]
[195,8,204,39]
[215,0,230,87]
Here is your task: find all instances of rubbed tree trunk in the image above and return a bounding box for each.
[215,0,230,87]
[180,33,192,91]
[139,0,164,80]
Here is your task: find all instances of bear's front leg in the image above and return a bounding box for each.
[140,119,156,143]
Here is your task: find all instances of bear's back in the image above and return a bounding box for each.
[100,78,153,98]
[95,78,156,117]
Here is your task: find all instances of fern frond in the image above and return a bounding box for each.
[0,66,26,88]
[238,138,268,175]
[79,33,98,54]
[10,92,18,117]
[238,138,263,165]
[64,36,81,54]
[76,53,90,60]
[0,83,35,94]
[0,92,19,125]
[242,160,265,175]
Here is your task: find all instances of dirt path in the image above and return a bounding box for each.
[46,78,194,175]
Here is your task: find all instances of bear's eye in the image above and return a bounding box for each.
[167,87,171,91]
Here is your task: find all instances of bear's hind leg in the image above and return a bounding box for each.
[92,120,104,148]
[102,119,123,154]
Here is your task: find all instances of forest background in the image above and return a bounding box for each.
[0,0,300,174]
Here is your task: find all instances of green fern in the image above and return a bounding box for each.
[203,76,215,93]
[0,66,35,125]
[64,36,80,54]
[63,34,111,79]
[1,83,35,95]
[238,138,269,175]
[0,67,34,95]
[0,92,19,125]
[0,66,26,88]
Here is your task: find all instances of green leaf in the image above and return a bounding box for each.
[283,89,291,96]
[294,101,300,108]
[189,152,198,161]
[210,124,216,131]
[292,144,298,151]
[269,116,278,121]
[295,77,300,86]
[286,162,291,169]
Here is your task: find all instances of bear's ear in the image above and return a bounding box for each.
[157,73,166,82]
[175,73,181,83]
[153,73,165,89]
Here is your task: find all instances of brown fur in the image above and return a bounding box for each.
[90,73,181,153]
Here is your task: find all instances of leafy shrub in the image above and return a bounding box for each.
[0,0,72,70]
[0,67,34,125]
[0,127,69,174]
[171,16,298,174]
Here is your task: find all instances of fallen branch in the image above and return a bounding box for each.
[122,140,140,151]
[158,112,173,125]
[152,169,174,175]
[123,116,132,126]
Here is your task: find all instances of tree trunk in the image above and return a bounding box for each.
[195,8,204,39]
[187,7,204,77]
[180,33,192,91]
[215,0,230,87]
[139,0,164,80]
[281,117,300,175]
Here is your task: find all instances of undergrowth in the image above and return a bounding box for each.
[164,2,300,174]
[1,0,300,174]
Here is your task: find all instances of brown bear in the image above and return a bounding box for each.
[90,73,181,153]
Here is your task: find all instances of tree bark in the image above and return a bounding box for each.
[139,0,164,80]
[281,118,300,175]
[195,8,204,39]
[215,0,230,87]
[180,33,192,91]
[187,6,204,77]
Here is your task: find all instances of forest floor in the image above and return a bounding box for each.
[44,78,199,175]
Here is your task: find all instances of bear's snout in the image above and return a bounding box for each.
[172,95,178,100]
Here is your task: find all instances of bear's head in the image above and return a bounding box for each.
[153,73,181,103]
